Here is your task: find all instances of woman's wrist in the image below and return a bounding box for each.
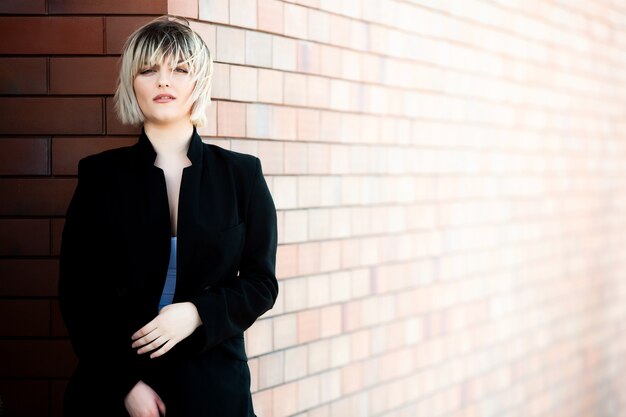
[183,301,202,328]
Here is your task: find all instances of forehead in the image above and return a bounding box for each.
[136,50,186,64]
[141,54,188,65]
[134,40,190,61]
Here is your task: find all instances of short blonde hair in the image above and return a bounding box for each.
[113,15,214,127]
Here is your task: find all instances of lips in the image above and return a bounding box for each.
[153,94,176,102]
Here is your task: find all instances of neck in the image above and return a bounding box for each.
[143,120,194,160]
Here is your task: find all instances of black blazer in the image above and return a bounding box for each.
[58,126,278,417]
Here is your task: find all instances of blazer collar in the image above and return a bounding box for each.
[136,125,203,167]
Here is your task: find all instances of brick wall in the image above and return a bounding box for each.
[2,0,626,416]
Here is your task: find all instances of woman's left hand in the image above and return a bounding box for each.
[131,302,203,359]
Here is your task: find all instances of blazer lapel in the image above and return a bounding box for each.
[128,125,207,310]
[172,127,207,302]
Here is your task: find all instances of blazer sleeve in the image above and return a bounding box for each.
[58,157,145,402]
[188,157,279,354]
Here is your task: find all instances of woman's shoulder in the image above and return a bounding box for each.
[76,142,262,182]
[74,146,136,184]
[77,145,135,172]
[205,143,260,176]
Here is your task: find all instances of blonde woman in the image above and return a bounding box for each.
[58,15,278,417]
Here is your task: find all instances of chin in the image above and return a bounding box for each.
[147,113,181,122]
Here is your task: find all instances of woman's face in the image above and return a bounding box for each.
[133,55,195,126]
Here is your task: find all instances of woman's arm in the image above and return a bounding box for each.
[187,157,279,353]
[58,156,146,402]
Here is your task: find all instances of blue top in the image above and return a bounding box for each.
[158,236,177,312]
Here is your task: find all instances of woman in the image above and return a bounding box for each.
[58,15,278,417]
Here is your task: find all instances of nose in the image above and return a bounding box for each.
[158,71,171,87]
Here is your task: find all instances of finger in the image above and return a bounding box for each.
[150,404,160,417]
[137,335,165,354]
[132,331,161,349]
[156,396,166,416]
[150,339,175,359]
[131,320,158,341]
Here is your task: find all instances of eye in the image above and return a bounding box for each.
[139,68,154,74]
[175,67,189,73]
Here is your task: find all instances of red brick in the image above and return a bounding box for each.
[217,101,246,137]
[0,380,48,417]
[0,300,50,337]
[0,17,103,54]
[50,57,120,95]
[52,136,137,175]
[0,259,58,297]
[0,137,49,175]
[51,218,64,256]
[168,0,198,19]
[49,0,166,14]
[105,96,142,135]
[50,300,68,337]
[51,379,69,417]
[105,16,154,54]
[0,0,45,14]
[0,219,49,256]
[0,58,47,94]
[0,340,76,378]
[0,97,103,135]
[0,179,76,216]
